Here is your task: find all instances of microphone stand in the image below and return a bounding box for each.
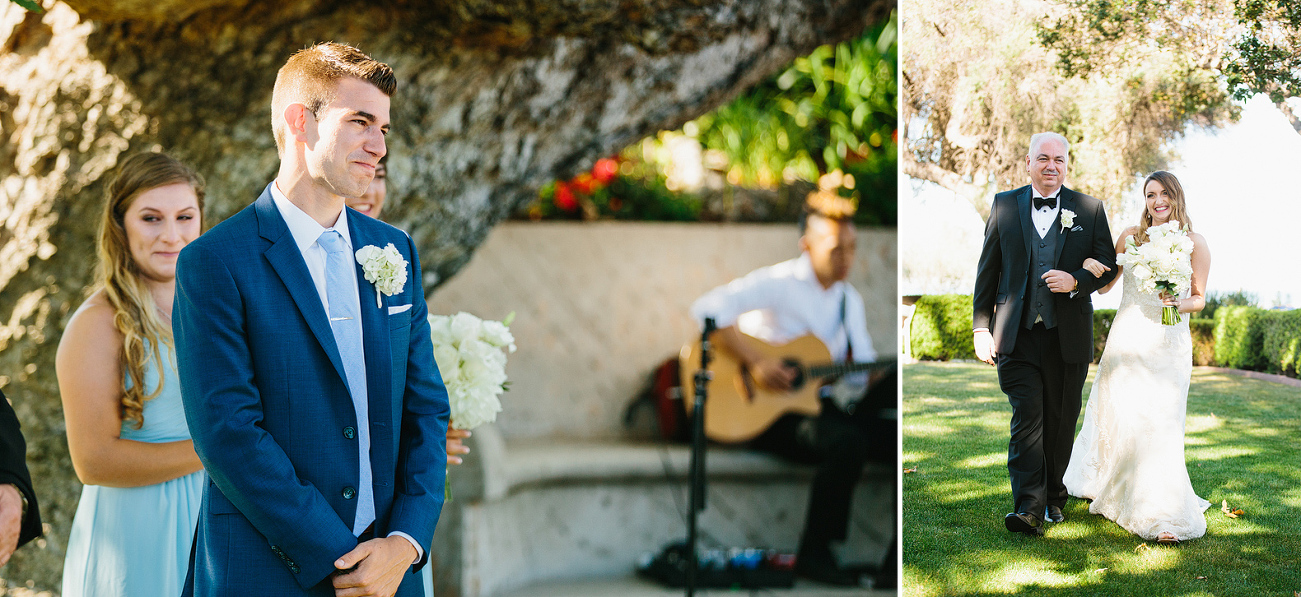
[685,317,715,597]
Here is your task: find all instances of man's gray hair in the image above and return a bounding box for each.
[1028,132,1070,161]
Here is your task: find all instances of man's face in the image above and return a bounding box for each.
[1026,137,1069,196]
[303,77,389,199]
[801,215,856,286]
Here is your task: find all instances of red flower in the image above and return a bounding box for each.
[593,158,619,184]
[554,183,578,211]
[572,173,598,195]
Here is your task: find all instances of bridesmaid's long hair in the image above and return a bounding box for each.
[1134,170,1193,245]
[95,152,205,429]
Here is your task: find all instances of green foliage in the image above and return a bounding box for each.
[1213,305,1270,371]
[1199,289,1258,320]
[1191,318,1216,366]
[9,0,42,12]
[691,13,898,225]
[1261,309,1301,376]
[903,0,1237,219]
[909,294,975,361]
[1092,308,1117,362]
[522,14,898,225]
[1226,0,1301,101]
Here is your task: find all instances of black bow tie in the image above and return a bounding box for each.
[1033,196,1057,210]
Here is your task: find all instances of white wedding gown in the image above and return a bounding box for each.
[1063,267,1210,541]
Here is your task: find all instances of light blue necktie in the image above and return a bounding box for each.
[317,229,375,535]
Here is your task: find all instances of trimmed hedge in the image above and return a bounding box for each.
[1191,319,1215,366]
[1213,306,1269,371]
[910,294,976,361]
[1092,309,1117,362]
[1262,309,1301,376]
[910,295,1299,375]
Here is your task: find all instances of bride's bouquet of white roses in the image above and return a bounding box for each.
[1116,220,1194,325]
[429,312,517,430]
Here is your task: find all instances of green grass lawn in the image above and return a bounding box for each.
[903,362,1301,597]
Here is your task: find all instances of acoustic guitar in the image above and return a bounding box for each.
[678,332,895,444]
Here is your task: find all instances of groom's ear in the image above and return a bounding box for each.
[282,103,312,146]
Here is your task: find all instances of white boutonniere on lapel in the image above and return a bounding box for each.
[1060,209,1076,232]
[355,243,409,308]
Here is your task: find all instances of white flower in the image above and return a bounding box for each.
[1060,209,1075,231]
[428,311,517,431]
[355,244,409,308]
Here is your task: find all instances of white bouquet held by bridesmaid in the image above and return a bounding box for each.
[1116,221,1194,325]
[429,312,517,430]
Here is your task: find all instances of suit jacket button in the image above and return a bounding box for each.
[290,564,300,574]
[343,426,356,439]
[343,486,356,500]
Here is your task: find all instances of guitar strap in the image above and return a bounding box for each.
[839,288,853,363]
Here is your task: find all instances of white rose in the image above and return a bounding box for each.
[433,344,462,385]
[481,320,517,353]
[450,312,483,346]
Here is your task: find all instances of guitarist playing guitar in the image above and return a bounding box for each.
[689,191,897,589]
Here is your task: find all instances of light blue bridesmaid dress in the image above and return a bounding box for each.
[61,341,205,597]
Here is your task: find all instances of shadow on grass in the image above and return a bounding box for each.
[903,362,1301,597]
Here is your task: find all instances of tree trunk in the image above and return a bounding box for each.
[0,0,892,591]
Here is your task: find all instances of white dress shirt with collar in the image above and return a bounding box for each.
[268,182,422,561]
[1030,186,1061,239]
[689,252,877,364]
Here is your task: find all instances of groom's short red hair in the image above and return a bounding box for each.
[271,42,396,155]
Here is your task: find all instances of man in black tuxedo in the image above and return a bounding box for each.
[0,389,42,566]
[972,132,1118,536]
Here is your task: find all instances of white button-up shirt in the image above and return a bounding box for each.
[1030,187,1061,239]
[690,253,877,364]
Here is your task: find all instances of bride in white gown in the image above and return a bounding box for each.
[1063,171,1212,544]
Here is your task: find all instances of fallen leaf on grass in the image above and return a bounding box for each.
[1134,544,1151,553]
[1220,500,1245,518]
[903,467,917,474]
[1093,568,1108,574]
[1196,576,1207,580]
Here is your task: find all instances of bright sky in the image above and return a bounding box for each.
[902,94,1301,309]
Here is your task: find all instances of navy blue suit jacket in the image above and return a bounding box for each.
[175,184,449,595]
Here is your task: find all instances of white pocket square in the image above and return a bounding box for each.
[388,304,412,315]
[1071,225,1084,232]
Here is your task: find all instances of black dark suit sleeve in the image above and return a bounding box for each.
[1068,200,1118,296]
[973,196,1003,331]
[0,390,41,547]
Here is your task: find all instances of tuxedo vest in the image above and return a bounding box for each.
[1022,219,1061,329]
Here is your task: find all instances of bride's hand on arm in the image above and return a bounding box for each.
[57,299,204,488]
[1096,229,1135,295]
[1082,258,1111,278]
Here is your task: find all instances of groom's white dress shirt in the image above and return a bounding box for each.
[269,183,421,559]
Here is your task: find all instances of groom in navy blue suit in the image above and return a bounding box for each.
[175,43,448,596]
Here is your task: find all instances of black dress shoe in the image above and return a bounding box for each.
[1004,512,1044,536]
[1045,505,1065,523]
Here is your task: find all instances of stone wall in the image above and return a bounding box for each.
[427,220,898,441]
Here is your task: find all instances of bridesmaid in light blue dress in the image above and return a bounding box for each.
[56,152,207,597]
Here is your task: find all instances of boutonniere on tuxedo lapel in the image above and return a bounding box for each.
[355,244,409,308]
[1060,209,1076,232]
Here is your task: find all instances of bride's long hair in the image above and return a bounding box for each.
[1134,170,1192,245]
